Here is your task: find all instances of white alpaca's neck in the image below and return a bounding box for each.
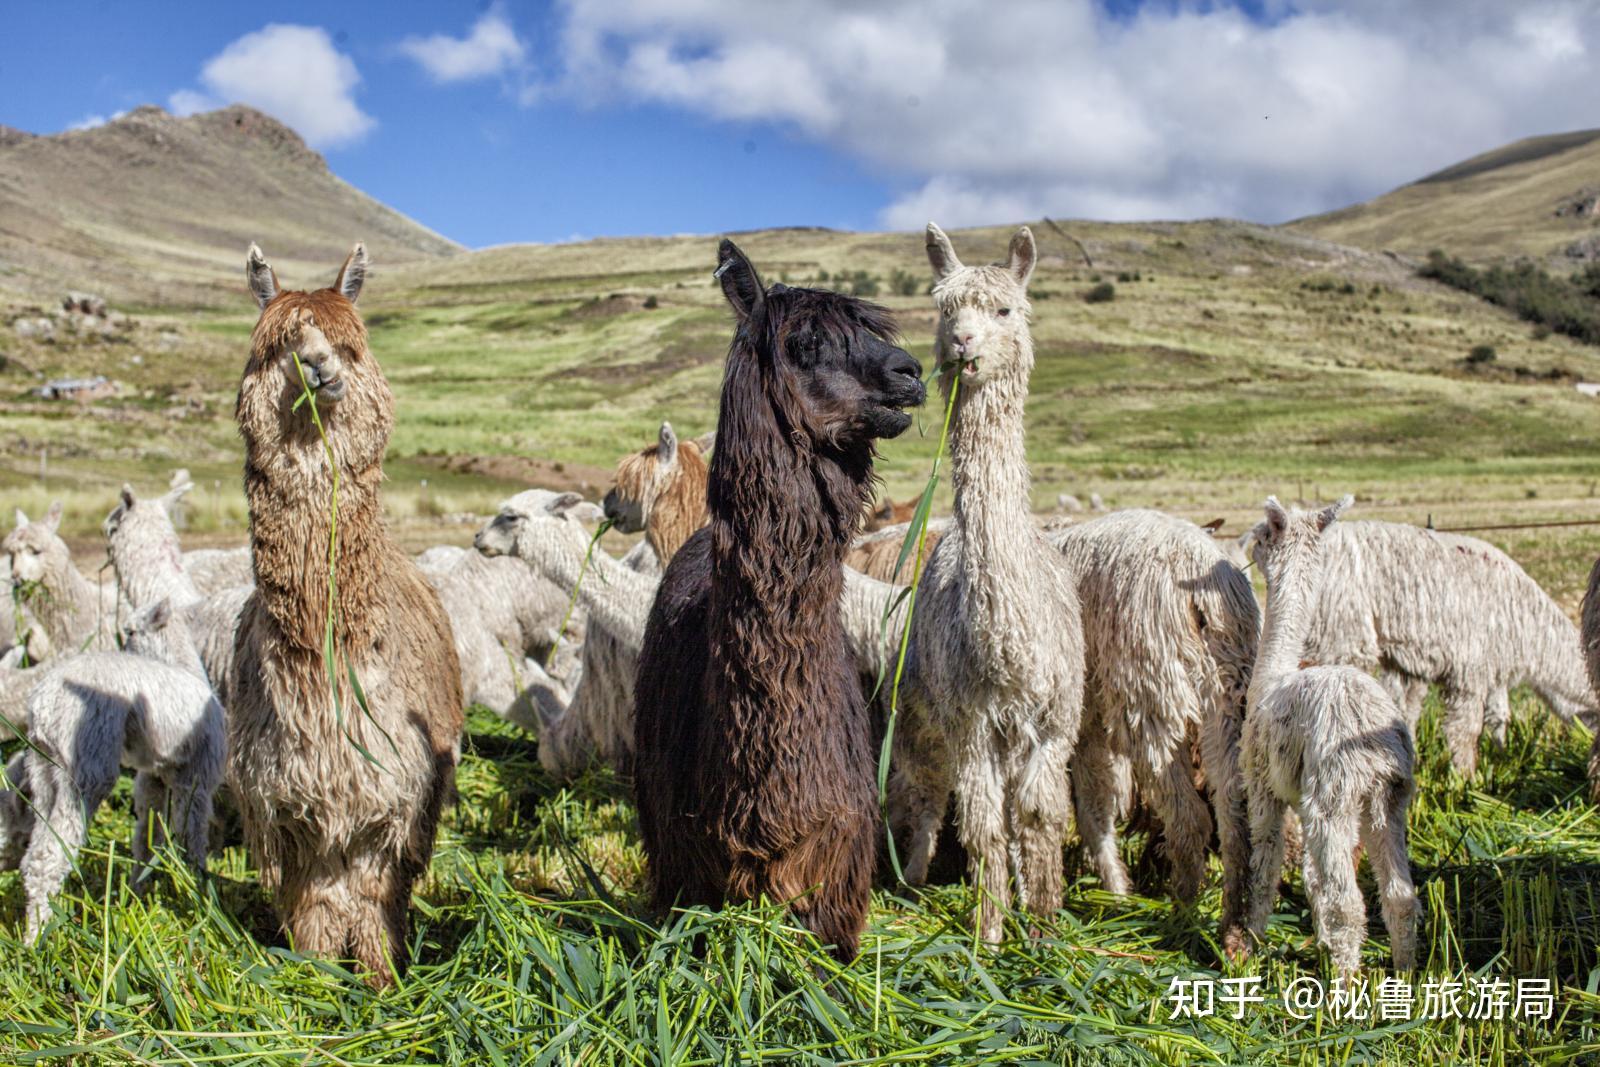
[517,532,655,651]
[1254,566,1315,698]
[949,335,1037,567]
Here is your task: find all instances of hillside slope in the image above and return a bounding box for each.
[0,105,460,306]
[1290,129,1600,262]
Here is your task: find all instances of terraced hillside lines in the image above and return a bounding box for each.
[1292,128,1600,261]
[0,105,460,306]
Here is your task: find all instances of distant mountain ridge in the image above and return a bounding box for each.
[0,105,460,306]
[1291,128,1600,263]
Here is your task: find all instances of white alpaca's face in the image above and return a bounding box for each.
[473,490,601,559]
[925,223,1036,389]
[3,523,59,585]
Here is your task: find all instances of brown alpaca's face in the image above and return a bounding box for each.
[603,423,688,532]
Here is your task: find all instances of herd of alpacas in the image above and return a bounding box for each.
[3,227,1600,984]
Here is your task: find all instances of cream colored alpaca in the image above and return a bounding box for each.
[1242,496,1419,974]
[894,224,1085,943]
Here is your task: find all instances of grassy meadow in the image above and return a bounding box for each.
[4,218,1600,1062]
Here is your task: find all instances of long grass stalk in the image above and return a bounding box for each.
[545,518,615,671]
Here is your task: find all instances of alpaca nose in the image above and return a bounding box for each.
[954,333,974,355]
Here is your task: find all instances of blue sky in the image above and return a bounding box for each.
[6,1,1597,248]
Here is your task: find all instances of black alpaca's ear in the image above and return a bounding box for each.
[1007,226,1036,287]
[246,243,279,310]
[926,222,962,279]
[716,239,765,323]
[334,242,368,304]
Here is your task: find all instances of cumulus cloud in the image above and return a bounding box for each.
[551,0,1600,227]
[167,24,374,148]
[399,5,529,83]
[67,110,127,131]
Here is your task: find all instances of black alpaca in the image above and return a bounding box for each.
[633,240,924,961]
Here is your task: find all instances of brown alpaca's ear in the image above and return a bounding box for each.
[1007,227,1036,288]
[334,242,369,304]
[246,243,279,310]
[692,430,715,454]
[657,421,678,466]
[926,222,962,279]
[716,239,764,323]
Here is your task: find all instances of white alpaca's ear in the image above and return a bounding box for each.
[575,501,606,524]
[120,484,137,509]
[1317,494,1354,532]
[246,243,278,310]
[1263,496,1288,541]
[13,508,28,530]
[925,222,962,278]
[42,502,63,534]
[549,491,584,516]
[161,478,194,511]
[716,239,765,323]
[657,421,678,466]
[139,598,172,631]
[1007,226,1036,287]
[334,242,368,304]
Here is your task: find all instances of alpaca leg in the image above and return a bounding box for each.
[1440,686,1486,776]
[1361,792,1420,971]
[19,769,92,945]
[954,751,1012,944]
[1200,706,1249,957]
[1485,688,1510,751]
[347,852,411,987]
[1243,787,1287,945]
[1141,745,1213,905]
[278,852,355,963]
[1014,734,1071,921]
[1071,722,1132,895]
[1302,807,1366,977]
[130,771,167,892]
[783,815,874,963]
[895,741,952,888]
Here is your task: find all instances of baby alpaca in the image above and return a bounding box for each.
[1242,496,1419,974]
[5,601,225,943]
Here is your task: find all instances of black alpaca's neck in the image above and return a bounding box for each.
[705,353,872,717]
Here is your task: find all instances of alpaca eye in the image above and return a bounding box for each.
[997,308,1012,317]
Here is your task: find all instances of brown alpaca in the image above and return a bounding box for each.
[230,242,463,987]
[633,240,925,962]
[601,421,711,560]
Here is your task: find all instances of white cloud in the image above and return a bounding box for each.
[168,24,374,148]
[67,110,127,131]
[399,6,528,84]
[550,0,1600,227]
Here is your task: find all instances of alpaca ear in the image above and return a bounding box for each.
[140,598,172,631]
[14,508,28,530]
[550,491,584,515]
[120,484,137,510]
[246,243,279,310]
[657,422,678,466]
[161,477,194,511]
[575,501,607,524]
[1317,494,1354,532]
[1007,227,1037,287]
[1263,496,1288,541]
[926,222,962,279]
[334,242,368,304]
[715,239,764,323]
[692,430,715,455]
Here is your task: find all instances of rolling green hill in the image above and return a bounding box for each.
[1291,128,1600,262]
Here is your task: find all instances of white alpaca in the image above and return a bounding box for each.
[1048,509,1259,951]
[102,482,247,704]
[475,489,658,774]
[1242,496,1419,974]
[416,544,580,730]
[2,599,225,943]
[893,224,1085,942]
[1307,520,1598,779]
[4,503,119,660]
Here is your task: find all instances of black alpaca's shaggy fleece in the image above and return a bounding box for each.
[633,240,923,961]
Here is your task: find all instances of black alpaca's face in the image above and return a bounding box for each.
[780,300,925,443]
[716,239,925,446]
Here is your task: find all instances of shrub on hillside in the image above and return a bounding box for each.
[1084,282,1116,303]
[1420,251,1600,346]
[1466,344,1497,364]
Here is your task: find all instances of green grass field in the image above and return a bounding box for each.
[5,218,1600,1063]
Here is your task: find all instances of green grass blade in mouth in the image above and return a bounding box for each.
[545,517,615,672]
